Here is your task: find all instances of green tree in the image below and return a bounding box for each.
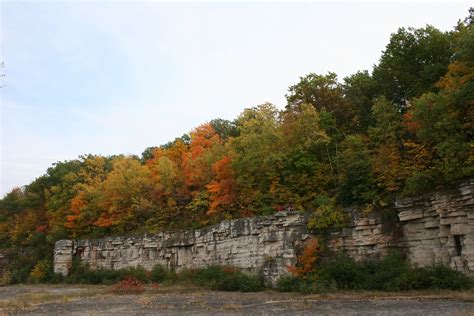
[410,92,472,183]
[278,104,330,209]
[369,97,404,194]
[343,70,378,132]
[338,135,377,207]
[230,103,283,213]
[286,72,355,132]
[210,118,239,141]
[373,26,453,110]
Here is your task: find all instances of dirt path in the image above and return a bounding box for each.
[1,285,474,315]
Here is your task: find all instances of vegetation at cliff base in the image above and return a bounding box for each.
[277,252,473,293]
[35,262,265,293]
[0,13,473,285]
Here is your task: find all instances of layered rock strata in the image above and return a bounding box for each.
[54,212,310,285]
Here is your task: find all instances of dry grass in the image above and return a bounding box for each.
[0,285,107,311]
[0,293,69,310]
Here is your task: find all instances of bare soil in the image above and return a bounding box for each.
[1,285,474,315]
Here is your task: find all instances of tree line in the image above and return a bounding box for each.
[0,12,472,283]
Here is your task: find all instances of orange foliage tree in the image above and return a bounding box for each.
[288,238,320,278]
[206,155,236,215]
[184,123,223,190]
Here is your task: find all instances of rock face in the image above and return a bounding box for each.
[327,208,402,262]
[54,179,474,285]
[54,239,74,276]
[396,179,474,272]
[54,212,310,286]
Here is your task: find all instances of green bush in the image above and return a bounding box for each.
[191,265,226,287]
[118,267,150,283]
[186,266,263,292]
[365,252,411,291]
[409,265,472,290]
[65,260,150,285]
[63,261,263,292]
[277,251,473,292]
[217,271,263,292]
[317,254,370,290]
[276,275,302,292]
[151,264,175,283]
[276,274,328,294]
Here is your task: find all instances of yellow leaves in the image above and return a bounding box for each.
[77,155,109,189]
[403,140,433,175]
[372,143,403,193]
[307,198,347,231]
[437,60,474,91]
[10,210,40,244]
[151,156,178,194]
[93,157,153,230]
[282,103,329,150]
[29,260,49,283]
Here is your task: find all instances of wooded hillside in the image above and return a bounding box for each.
[1,13,473,283]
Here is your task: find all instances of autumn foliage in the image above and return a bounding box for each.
[206,156,236,215]
[288,239,320,278]
[0,12,473,284]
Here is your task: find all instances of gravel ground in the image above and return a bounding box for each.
[1,285,474,315]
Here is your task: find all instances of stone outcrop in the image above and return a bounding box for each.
[54,179,474,284]
[396,179,474,272]
[54,212,310,286]
[54,239,74,276]
[327,208,402,262]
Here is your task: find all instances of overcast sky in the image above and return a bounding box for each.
[0,1,472,196]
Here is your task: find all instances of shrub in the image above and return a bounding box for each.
[183,265,263,292]
[191,265,227,288]
[278,251,473,292]
[365,252,411,291]
[151,264,175,283]
[317,254,368,290]
[117,267,150,283]
[414,265,472,290]
[308,197,347,230]
[47,272,65,284]
[65,259,150,285]
[277,274,327,294]
[64,260,263,292]
[276,275,302,292]
[29,260,50,283]
[216,271,263,292]
[0,270,11,286]
[111,277,145,295]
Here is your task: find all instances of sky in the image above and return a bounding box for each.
[0,1,472,196]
